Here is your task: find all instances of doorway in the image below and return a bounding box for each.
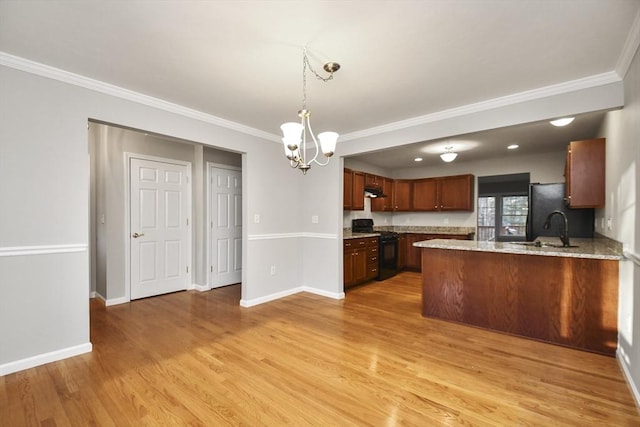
[207,163,242,288]
[88,122,243,305]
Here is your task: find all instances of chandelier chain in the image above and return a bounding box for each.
[301,48,335,109]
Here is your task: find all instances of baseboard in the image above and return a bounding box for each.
[105,296,129,306]
[0,342,92,376]
[240,286,344,307]
[193,284,210,292]
[89,290,97,298]
[240,287,303,307]
[617,348,640,410]
[300,286,345,300]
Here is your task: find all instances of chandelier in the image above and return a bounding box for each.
[281,48,340,174]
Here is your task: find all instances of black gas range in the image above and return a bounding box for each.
[351,219,399,280]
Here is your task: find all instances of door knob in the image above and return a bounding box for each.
[132,232,145,238]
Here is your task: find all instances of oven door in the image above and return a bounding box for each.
[377,238,398,280]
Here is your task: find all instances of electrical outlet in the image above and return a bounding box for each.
[270,266,276,275]
[607,218,612,230]
[254,214,260,224]
[311,215,319,224]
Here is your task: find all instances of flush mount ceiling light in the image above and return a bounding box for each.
[507,144,519,150]
[281,48,340,174]
[440,145,458,162]
[414,157,423,162]
[550,117,575,127]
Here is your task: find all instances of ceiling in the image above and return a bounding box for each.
[1,1,638,166]
[352,110,609,169]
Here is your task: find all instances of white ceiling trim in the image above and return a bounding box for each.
[616,7,640,79]
[0,51,280,143]
[339,71,622,143]
[0,50,626,148]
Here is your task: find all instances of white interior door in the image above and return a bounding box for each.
[209,165,242,288]
[130,158,190,300]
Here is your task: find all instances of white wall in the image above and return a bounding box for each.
[596,45,640,402]
[343,150,566,229]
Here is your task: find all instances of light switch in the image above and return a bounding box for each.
[254,214,260,224]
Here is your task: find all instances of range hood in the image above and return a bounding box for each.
[364,186,387,198]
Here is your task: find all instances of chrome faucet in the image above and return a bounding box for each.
[543,210,570,247]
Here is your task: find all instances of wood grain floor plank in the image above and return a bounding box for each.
[1,272,639,425]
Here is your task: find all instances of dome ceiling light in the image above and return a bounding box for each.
[440,145,458,162]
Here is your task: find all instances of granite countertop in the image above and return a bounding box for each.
[343,231,380,239]
[413,236,623,260]
[344,226,475,239]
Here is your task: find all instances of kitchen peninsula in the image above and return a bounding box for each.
[415,237,622,355]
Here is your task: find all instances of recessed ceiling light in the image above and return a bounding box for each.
[550,117,574,127]
[507,144,519,150]
[414,157,423,162]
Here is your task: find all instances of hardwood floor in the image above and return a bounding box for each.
[1,272,639,426]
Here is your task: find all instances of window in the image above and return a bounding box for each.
[477,174,530,242]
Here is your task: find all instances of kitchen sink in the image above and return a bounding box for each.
[509,241,579,248]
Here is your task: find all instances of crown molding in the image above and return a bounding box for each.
[616,8,640,79]
[339,71,622,142]
[0,51,281,143]
[0,51,627,146]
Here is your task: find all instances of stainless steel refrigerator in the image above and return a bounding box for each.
[526,183,594,241]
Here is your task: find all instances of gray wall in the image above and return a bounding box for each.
[596,44,640,403]
[0,62,308,372]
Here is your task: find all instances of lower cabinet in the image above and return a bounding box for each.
[404,233,471,271]
[397,234,407,270]
[344,237,378,288]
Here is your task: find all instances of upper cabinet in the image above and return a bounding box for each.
[345,170,473,212]
[344,169,365,211]
[393,180,413,211]
[412,174,474,212]
[343,168,353,210]
[365,173,383,189]
[371,177,394,211]
[565,138,605,208]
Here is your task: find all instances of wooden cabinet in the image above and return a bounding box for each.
[397,234,407,269]
[412,174,474,212]
[371,177,394,211]
[440,174,474,211]
[343,169,353,210]
[565,138,605,208]
[352,171,365,210]
[393,180,412,211]
[344,237,378,287]
[404,233,471,271]
[421,248,618,355]
[343,169,365,211]
[345,170,473,212]
[365,173,383,189]
[366,237,379,280]
[412,179,439,211]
